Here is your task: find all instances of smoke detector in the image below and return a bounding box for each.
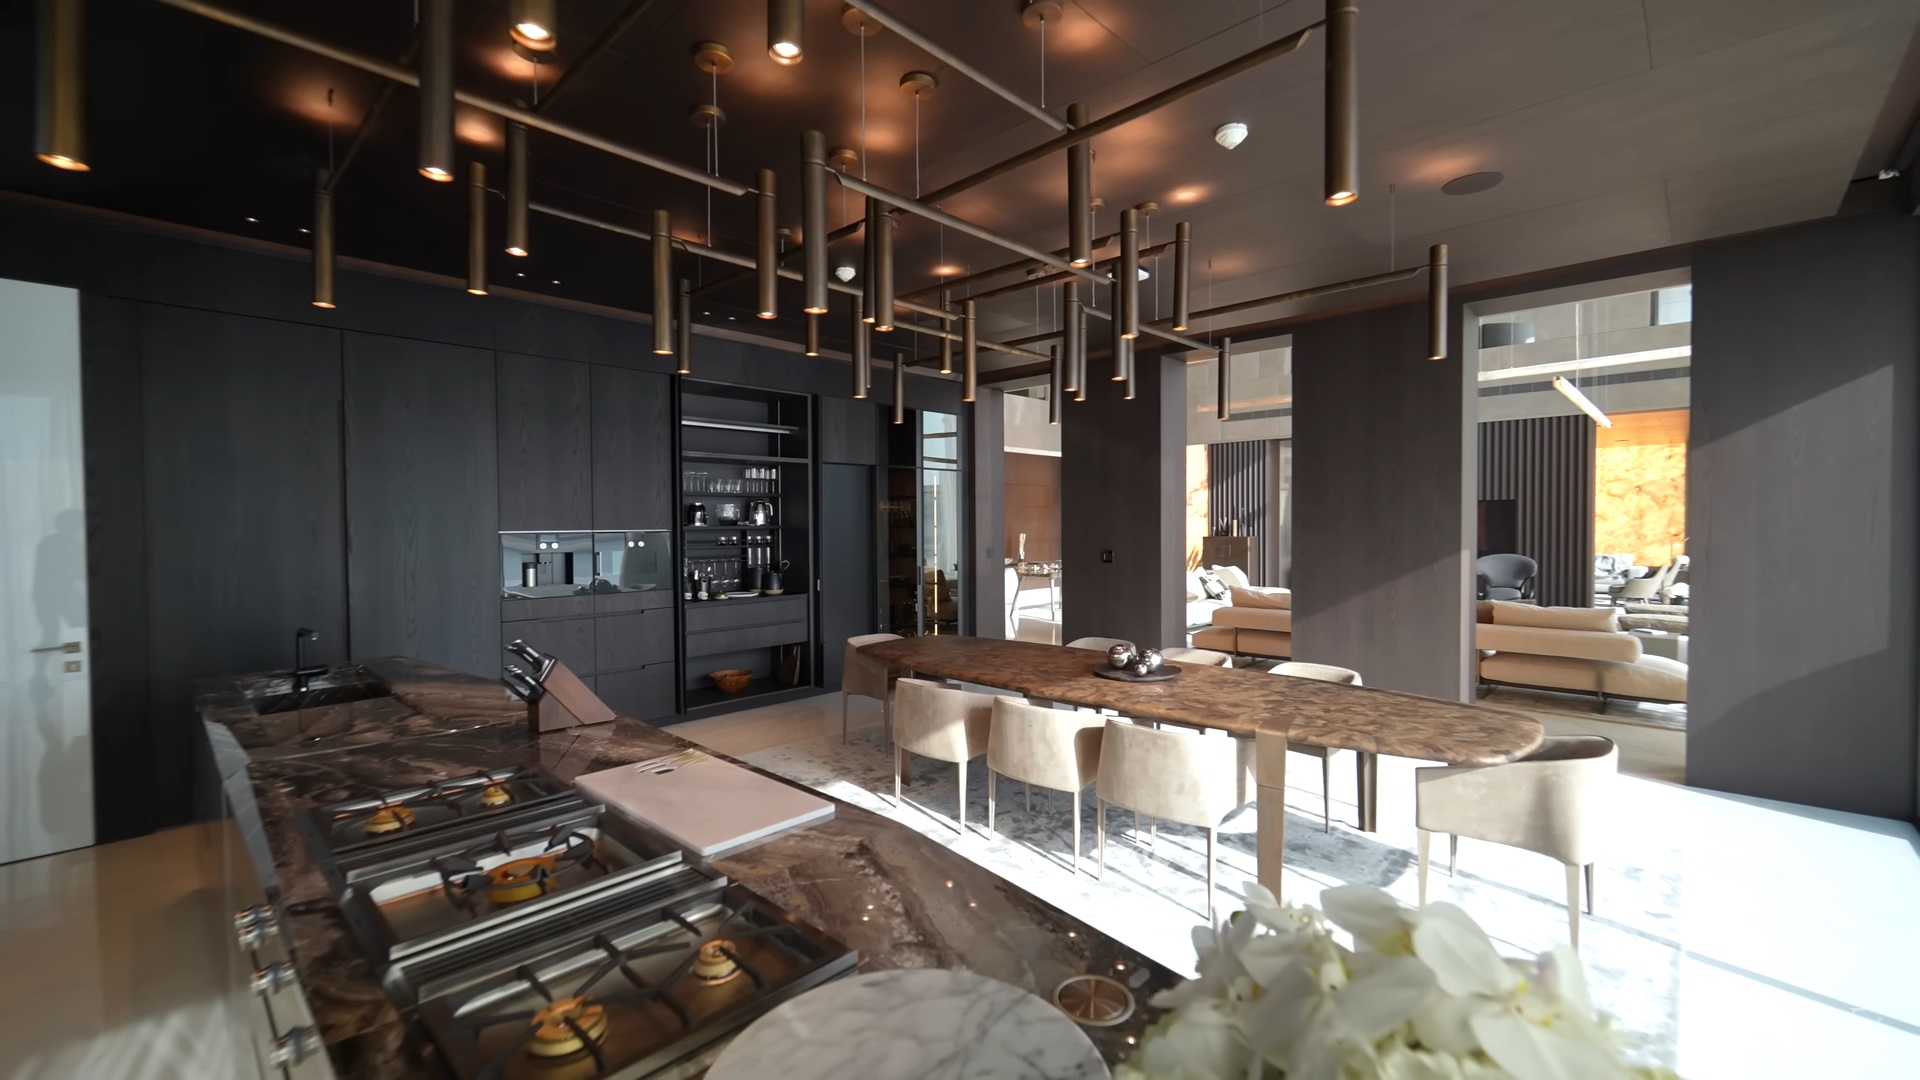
[1214,122,1249,150]
[834,265,857,282]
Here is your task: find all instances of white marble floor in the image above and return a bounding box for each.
[677,692,1920,1079]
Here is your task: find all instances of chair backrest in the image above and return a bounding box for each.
[843,633,902,701]
[1066,636,1134,653]
[1095,720,1240,829]
[1272,661,1363,686]
[1475,553,1538,590]
[1163,647,1233,667]
[892,678,1001,764]
[986,698,1106,792]
[1415,735,1616,864]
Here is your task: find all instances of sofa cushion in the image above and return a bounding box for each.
[1477,622,1641,663]
[1196,570,1229,600]
[1490,601,1619,632]
[1480,652,1602,693]
[1215,606,1292,633]
[1236,628,1292,660]
[1191,625,1238,652]
[1210,564,1251,590]
[1228,585,1291,610]
[1602,656,1687,702]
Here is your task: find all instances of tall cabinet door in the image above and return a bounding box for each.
[497,352,591,530]
[345,333,499,675]
[591,365,672,529]
[818,464,877,689]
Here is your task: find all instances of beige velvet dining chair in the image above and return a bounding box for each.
[1095,719,1242,923]
[1065,636,1134,653]
[891,677,1003,832]
[1268,662,1364,832]
[842,633,903,746]
[1415,735,1618,948]
[985,698,1106,873]
[1163,647,1232,667]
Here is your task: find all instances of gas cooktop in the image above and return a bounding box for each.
[300,765,576,872]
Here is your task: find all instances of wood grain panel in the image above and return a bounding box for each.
[591,364,673,529]
[343,332,499,676]
[1004,451,1061,562]
[1478,416,1595,608]
[496,352,591,530]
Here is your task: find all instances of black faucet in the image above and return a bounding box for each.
[292,627,328,692]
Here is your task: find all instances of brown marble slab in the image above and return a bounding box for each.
[209,661,1175,1079]
[861,636,1544,764]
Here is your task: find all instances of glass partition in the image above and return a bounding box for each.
[920,411,962,635]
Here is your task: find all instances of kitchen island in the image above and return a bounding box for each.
[200,657,1176,1079]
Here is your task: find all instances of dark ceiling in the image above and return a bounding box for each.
[4,0,1919,370]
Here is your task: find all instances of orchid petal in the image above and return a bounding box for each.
[1536,946,1594,1015]
[1321,885,1416,952]
[1334,954,1437,1041]
[1471,1010,1628,1080]
[1241,963,1323,1055]
[1412,904,1516,997]
[1411,992,1488,1057]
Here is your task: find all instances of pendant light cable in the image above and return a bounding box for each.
[1388,182,1397,271]
[1039,14,1047,108]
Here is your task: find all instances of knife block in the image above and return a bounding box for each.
[528,659,617,733]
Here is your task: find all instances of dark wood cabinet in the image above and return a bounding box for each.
[818,463,877,689]
[502,617,595,678]
[596,610,675,672]
[818,394,882,465]
[497,352,591,530]
[344,333,499,675]
[597,663,677,721]
[591,365,673,529]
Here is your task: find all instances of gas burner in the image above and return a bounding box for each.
[691,940,741,984]
[1053,973,1135,1026]
[440,828,597,910]
[527,996,609,1058]
[484,855,564,905]
[479,784,512,807]
[364,805,416,834]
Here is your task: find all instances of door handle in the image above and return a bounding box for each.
[31,642,81,654]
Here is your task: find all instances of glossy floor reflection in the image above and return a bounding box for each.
[676,691,1920,1078]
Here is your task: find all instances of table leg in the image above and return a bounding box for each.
[1356,751,1377,832]
[1254,727,1289,903]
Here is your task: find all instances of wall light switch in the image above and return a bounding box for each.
[1100,549,1114,563]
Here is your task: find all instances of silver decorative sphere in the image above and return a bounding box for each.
[1106,644,1136,670]
[1140,648,1164,672]
[1129,659,1153,677]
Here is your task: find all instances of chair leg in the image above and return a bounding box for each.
[883,693,895,749]
[1417,830,1431,907]
[841,693,850,744]
[1448,834,1459,876]
[1096,800,1106,879]
[987,767,996,834]
[1205,826,1217,926]
[1071,790,1081,875]
[1565,862,1582,949]
[1024,782,1031,813]
[956,758,967,834]
[1584,863,1595,915]
[1321,753,1332,833]
[894,746,903,805]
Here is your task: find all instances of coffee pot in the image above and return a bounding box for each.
[763,559,788,595]
[686,502,708,527]
[749,500,774,526]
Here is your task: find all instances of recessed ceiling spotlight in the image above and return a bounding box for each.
[510,0,557,49]
[932,264,962,276]
[516,272,525,277]
[1213,122,1249,150]
[298,227,310,234]
[1442,171,1504,196]
[550,279,560,284]
[834,265,857,282]
[245,216,259,223]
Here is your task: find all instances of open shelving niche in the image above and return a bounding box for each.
[676,380,817,716]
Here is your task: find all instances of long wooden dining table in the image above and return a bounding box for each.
[859,636,1544,900]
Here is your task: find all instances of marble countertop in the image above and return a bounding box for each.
[200,659,1174,1079]
[861,636,1543,764]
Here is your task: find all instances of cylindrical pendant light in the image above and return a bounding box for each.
[677,279,693,375]
[1073,308,1088,402]
[1324,1,1359,206]
[754,169,778,319]
[1048,346,1062,425]
[873,207,895,331]
[938,290,953,373]
[962,299,978,403]
[861,197,877,323]
[1216,337,1233,420]
[892,355,906,425]
[311,169,336,309]
[652,209,674,355]
[805,311,821,356]
[1428,243,1449,361]
[505,122,529,256]
[1123,334,1136,401]
[1062,281,1082,394]
[1109,285,1128,383]
[850,297,870,399]
[801,131,829,314]
[466,162,488,295]
[768,0,804,65]
[1119,208,1140,339]
[1067,102,1091,267]
[34,0,88,172]
[418,0,455,182]
[511,0,557,48]
[1171,221,1192,330]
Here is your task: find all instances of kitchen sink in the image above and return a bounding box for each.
[252,680,393,715]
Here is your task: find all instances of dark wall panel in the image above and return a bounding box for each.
[1477,417,1595,609]
[344,333,499,675]
[1062,357,1183,651]
[819,464,877,688]
[141,304,347,827]
[592,365,674,529]
[1292,302,1474,700]
[497,352,592,531]
[1690,210,1919,820]
[970,389,1007,639]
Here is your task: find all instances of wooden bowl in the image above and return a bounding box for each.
[708,668,753,694]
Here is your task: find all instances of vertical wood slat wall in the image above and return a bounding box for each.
[1207,440,1268,537]
[1477,417,1595,608]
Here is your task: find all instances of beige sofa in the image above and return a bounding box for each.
[1191,586,1293,660]
[1476,601,1686,710]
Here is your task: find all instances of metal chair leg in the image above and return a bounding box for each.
[1096,800,1106,879]
[841,693,850,744]
[1448,833,1459,876]
[1321,753,1332,833]
[956,757,967,834]
[1205,826,1217,925]
[1417,829,1431,906]
[894,746,903,805]
[987,767,996,834]
[1584,863,1595,915]
[1565,862,1582,949]
[1071,789,1081,874]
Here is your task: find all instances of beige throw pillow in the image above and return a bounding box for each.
[1490,601,1619,633]
[1229,586,1291,610]
[1210,564,1251,590]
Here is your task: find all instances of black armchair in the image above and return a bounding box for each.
[1476,553,1538,602]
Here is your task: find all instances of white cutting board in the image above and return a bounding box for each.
[574,750,833,859]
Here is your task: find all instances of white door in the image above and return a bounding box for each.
[0,279,93,864]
